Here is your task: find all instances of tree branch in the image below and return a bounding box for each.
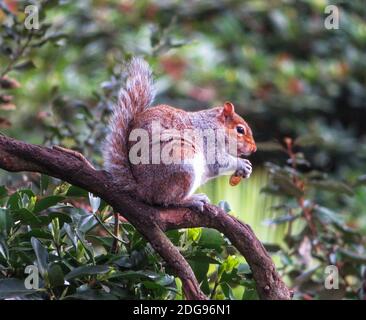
[0,135,292,300]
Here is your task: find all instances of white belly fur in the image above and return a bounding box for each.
[187,152,205,197]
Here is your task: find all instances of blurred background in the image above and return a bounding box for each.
[1,0,366,300]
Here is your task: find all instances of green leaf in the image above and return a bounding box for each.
[75,230,95,262]
[272,174,304,198]
[0,208,12,237]
[218,200,231,212]
[263,214,300,225]
[32,32,68,47]
[107,270,161,281]
[141,279,176,294]
[13,60,36,70]
[221,282,235,300]
[7,192,22,210]
[292,265,320,286]
[242,287,259,300]
[65,265,110,280]
[0,237,9,260]
[141,274,176,295]
[34,195,65,213]
[237,263,251,275]
[308,180,354,196]
[40,175,50,194]
[260,185,284,196]
[64,223,77,248]
[295,134,325,147]
[187,259,209,284]
[156,274,175,287]
[78,214,97,233]
[198,228,224,251]
[314,206,346,230]
[314,205,359,236]
[48,263,65,287]
[354,175,366,187]
[64,288,118,300]
[113,250,145,268]
[0,186,8,199]
[48,212,72,226]
[13,208,43,226]
[221,255,239,274]
[87,235,113,250]
[165,229,181,245]
[338,248,366,264]
[263,243,282,252]
[19,229,53,241]
[187,252,221,265]
[66,186,89,197]
[256,141,283,151]
[31,237,49,278]
[0,279,37,299]
[187,228,202,242]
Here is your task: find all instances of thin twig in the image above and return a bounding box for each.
[111,212,120,253]
[92,212,128,244]
[1,32,34,78]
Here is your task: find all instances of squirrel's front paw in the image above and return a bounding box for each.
[180,193,210,212]
[236,159,252,178]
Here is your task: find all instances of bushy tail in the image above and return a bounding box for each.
[104,57,155,188]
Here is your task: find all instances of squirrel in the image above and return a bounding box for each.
[104,57,257,211]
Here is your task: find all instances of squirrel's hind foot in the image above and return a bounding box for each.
[178,193,210,212]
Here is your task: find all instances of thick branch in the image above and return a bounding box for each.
[0,135,291,300]
[158,207,291,299]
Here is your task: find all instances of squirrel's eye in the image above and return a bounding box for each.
[236,125,246,135]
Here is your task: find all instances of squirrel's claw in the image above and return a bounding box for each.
[179,193,210,212]
[236,159,252,178]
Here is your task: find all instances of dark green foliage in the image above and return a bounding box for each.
[0,181,255,300]
[262,139,365,299]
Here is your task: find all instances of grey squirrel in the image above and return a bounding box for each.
[104,57,256,211]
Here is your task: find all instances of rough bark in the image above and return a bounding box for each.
[0,135,292,300]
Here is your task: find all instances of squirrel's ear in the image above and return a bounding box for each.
[223,102,235,117]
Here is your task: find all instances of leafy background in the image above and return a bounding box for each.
[0,0,365,300]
